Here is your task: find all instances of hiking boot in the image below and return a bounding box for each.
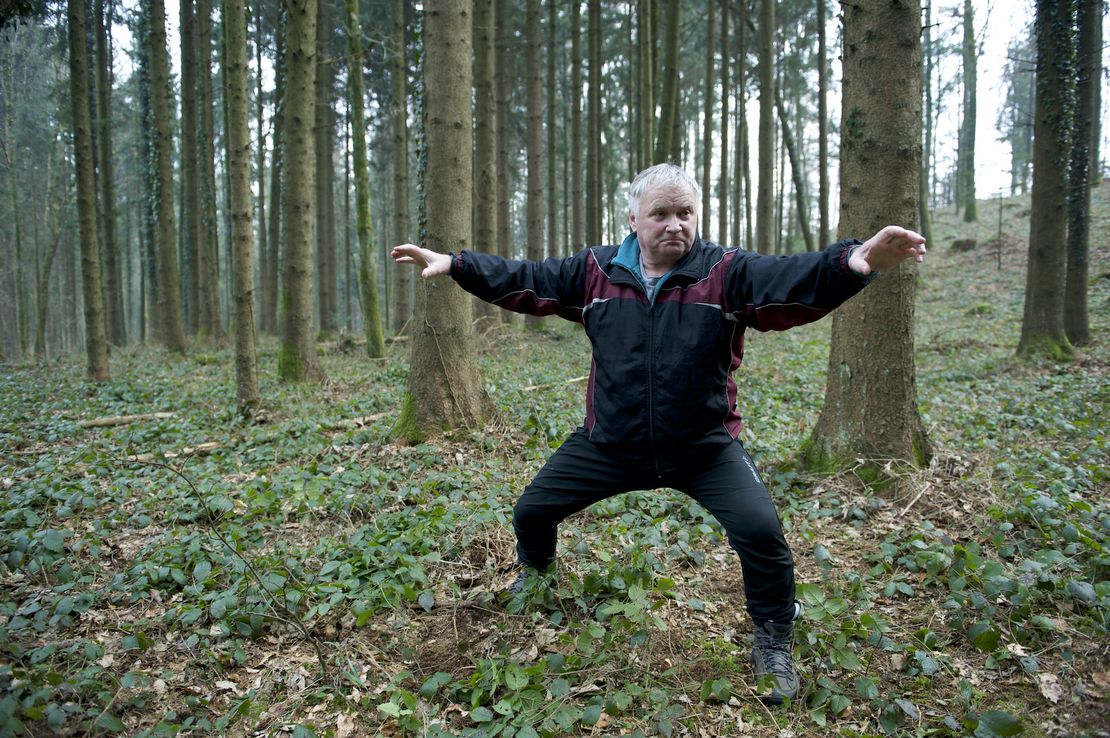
[503,566,555,598]
[505,569,533,595]
[751,603,802,704]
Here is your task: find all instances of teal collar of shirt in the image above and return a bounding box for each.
[613,233,675,286]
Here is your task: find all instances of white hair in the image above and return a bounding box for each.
[627,163,701,216]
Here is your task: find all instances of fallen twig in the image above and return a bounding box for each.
[522,375,589,392]
[77,412,176,428]
[319,413,388,431]
[899,483,930,517]
[126,441,222,463]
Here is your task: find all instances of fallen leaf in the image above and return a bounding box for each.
[336,714,356,738]
[215,680,238,692]
[1092,672,1110,690]
[1036,673,1062,704]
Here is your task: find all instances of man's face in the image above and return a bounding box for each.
[629,185,698,268]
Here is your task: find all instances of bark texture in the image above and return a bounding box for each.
[224,0,260,408]
[396,0,492,442]
[1065,0,1098,346]
[525,0,544,329]
[197,0,222,336]
[390,0,412,334]
[314,0,336,334]
[807,0,930,470]
[181,0,201,332]
[817,0,830,247]
[278,0,323,381]
[1018,0,1075,360]
[346,0,385,357]
[701,0,715,237]
[717,0,729,242]
[148,0,187,351]
[68,0,110,380]
[570,0,583,252]
[585,0,602,246]
[958,0,977,222]
[473,0,498,324]
[95,0,125,346]
[262,22,285,334]
[653,0,680,164]
[755,0,774,253]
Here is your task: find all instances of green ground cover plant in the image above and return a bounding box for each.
[1,191,1107,737]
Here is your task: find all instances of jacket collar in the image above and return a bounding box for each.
[611,232,709,283]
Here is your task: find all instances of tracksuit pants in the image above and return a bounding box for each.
[512,428,797,625]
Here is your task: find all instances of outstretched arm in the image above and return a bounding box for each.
[391,243,452,278]
[848,226,927,276]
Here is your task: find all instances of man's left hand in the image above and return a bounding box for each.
[849,226,927,276]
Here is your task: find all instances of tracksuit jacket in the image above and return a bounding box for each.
[450,234,871,461]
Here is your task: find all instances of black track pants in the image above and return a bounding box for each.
[512,429,796,624]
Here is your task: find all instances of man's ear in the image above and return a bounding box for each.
[628,210,637,232]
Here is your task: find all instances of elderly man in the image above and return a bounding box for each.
[392,163,926,704]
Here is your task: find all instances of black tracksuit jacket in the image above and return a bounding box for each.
[450,234,871,462]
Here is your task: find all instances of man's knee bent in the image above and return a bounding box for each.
[721,506,788,551]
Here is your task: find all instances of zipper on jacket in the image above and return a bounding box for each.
[614,260,666,477]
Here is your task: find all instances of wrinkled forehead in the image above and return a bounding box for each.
[639,185,698,211]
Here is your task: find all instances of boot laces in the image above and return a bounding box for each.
[754,627,795,676]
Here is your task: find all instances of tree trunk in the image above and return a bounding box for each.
[254,4,269,334]
[95,0,125,347]
[197,0,223,336]
[68,0,110,380]
[181,0,201,333]
[148,0,187,351]
[473,0,498,324]
[278,0,323,381]
[717,0,729,242]
[775,86,813,252]
[918,0,934,243]
[343,112,353,331]
[817,0,830,247]
[1091,7,1103,187]
[315,0,336,335]
[263,22,285,335]
[224,0,260,409]
[585,0,602,246]
[1018,0,1075,360]
[391,0,412,334]
[396,0,492,442]
[1065,0,1099,347]
[3,70,28,359]
[651,0,680,165]
[347,0,386,357]
[570,0,583,252]
[959,0,977,221]
[524,0,545,328]
[805,0,930,471]
[546,0,558,258]
[731,0,745,248]
[32,136,66,357]
[755,0,774,253]
[496,0,515,329]
[742,107,753,247]
[636,0,652,171]
[701,0,715,238]
[135,5,159,341]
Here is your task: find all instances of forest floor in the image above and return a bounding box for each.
[2,188,1108,738]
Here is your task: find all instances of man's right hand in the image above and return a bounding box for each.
[391,244,452,278]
